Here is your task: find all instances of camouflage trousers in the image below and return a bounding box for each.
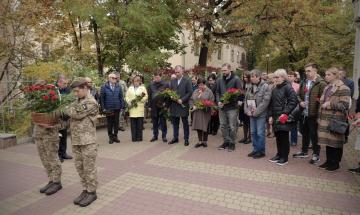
[34,125,62,183]
[72,143,98,192]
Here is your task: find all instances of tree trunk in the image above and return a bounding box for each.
[91,18,104,77]
[198,21,212,67]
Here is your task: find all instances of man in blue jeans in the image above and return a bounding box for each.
[244,69,271,158]
[216,63,242,152]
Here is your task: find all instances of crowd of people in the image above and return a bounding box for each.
[32,62,360,207]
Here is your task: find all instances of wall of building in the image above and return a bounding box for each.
[167,29,246,71]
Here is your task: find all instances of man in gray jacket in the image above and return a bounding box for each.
[217,63,242,152]
[244,69,271,158]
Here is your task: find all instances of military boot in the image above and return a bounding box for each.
[45,182,62,195]
[39,181,53,193]
[73,190,88,205]
[78,192,97,207]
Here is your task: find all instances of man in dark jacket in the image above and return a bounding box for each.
[293,63,326,165]
[100,73,124,144]
[56,75,72,162]
[148,72,169,143]
[216,63,242,152]
[168,65,193,146]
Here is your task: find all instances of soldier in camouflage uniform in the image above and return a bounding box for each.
[34,124,63,195]
[56,77,99,207]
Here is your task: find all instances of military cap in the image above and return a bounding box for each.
[70,77,88,88]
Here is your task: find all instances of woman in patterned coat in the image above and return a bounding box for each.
[318,67,351,171]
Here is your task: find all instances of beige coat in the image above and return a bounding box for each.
[190,87,215,132]
[318,80,350,148]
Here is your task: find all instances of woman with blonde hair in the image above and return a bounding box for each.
[318,67,351,171]
[125,75,148,142]
[268,69,298,166]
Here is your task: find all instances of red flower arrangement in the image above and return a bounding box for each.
[22,84,63,113]
[220,88,240,104]
[193,99,216,111]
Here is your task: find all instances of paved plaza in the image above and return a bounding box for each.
[0,123,360,215]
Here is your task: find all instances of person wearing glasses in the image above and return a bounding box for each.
[100,73,125,144]
[293,63,326,165]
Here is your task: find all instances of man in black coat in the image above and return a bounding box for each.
[56,75,72,162]
[148,72,169,143]
[216,63,243,152]
[168,65,193,146]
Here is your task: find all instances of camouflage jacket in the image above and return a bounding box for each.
[63,94,99,145]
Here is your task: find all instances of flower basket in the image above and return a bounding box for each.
[31,112,58,126]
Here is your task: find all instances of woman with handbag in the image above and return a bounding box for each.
[318,67,351,171]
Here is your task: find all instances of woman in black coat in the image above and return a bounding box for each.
[268,69,299,166]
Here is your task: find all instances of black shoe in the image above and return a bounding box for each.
[202,143,207,148]
[326,164,339,172]
[238,138,247,143]
[293,151,308,158]
[62,154,73,160]
[74,190,88,205]
[194,143,202,148]
[40,181,53,193]
[248,152,255,157]
[218,142,228,150]
[276,158,288,166]
[244,139,251,144]
[309,154,320,165]
[212,131,217,135]
[109,139,114,144]
[318,161,329,169]
[60,157,64,163]
[168,139,179,145]
[252,152,265,159]
[119,127,125,131]
[348,167,360,175]
[78,192,97,207]
[227,144,235,152]
[184,140,190,146]
[150,137,158,142]
[162,137,168,143]
[113,137,120,143]
[45,182,62,195]
[269,155,280,163]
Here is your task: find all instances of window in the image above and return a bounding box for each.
[237,51,240,63]
[231,49,234,62]
[217,48,222,60]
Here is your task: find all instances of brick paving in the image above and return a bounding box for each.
[0,123,360,215]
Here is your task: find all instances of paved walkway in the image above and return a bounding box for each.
[0,122,360,215]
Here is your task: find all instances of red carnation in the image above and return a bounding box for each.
[51,95,58,101]
[278,114,289,124]
[42,95,49,100]
[49,90,56,96]
[47,84,55,89]
[227,88,239,93]
[304,87,308,93]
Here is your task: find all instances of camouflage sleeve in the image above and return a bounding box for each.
[63,100,99,120]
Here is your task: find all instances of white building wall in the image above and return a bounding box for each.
[167,29,246,70]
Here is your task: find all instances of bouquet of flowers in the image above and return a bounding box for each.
[22,83,74,125]
[192,99,216,112]
[22,84,61,113]
[128,92,146,110]
[220,88,240,105]
[158,88,184,107]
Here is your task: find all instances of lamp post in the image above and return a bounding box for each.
[266,54,270,74]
